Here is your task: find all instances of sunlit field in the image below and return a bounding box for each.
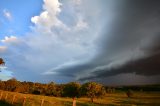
[0,90,160,106]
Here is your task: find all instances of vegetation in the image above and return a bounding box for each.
[63,82,81,98]
[80,82,106,102]
[0,79,106,103]
[0,90,160,106]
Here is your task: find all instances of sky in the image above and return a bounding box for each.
[0,0,160,85]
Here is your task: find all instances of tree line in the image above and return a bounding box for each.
[0,78,106,102]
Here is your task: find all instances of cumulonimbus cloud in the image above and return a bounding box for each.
[1,0,160,84]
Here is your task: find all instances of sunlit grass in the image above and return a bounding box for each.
[0,90,160,106]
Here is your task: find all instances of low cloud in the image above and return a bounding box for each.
[1,36,18,44]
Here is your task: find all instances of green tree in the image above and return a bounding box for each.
[5,78,20,91]
[45,82,56,96]
[81,82,106,102]
[63,82,81,98]
[55,84,64,97]
[15,82,30,93]
[0,80,5,90]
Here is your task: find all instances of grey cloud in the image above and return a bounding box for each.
[51,0,160,84]
[84,0,160,82]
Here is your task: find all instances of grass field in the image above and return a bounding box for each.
[0,90,160,106]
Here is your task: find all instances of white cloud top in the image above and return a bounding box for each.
[31,0,62,30]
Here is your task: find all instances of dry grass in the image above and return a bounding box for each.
[0,90,160,106]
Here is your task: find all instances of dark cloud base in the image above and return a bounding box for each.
[92,53,160,78]
[57,0,160,84]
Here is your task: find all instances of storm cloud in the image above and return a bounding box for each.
[1,0,160,84]
[48,0,160,84]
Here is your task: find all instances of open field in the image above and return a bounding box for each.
[0,90,160,106]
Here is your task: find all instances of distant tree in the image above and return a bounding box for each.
[80,82,106,103]
[31,82,46,95]
[0,80,5,90]
[45,82,56,96]
[63,82,81,98]
[55,84,64,97]
[5,78,20,91]
[15,82,30,93]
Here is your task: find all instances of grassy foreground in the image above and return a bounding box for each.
[0,90,160,106]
